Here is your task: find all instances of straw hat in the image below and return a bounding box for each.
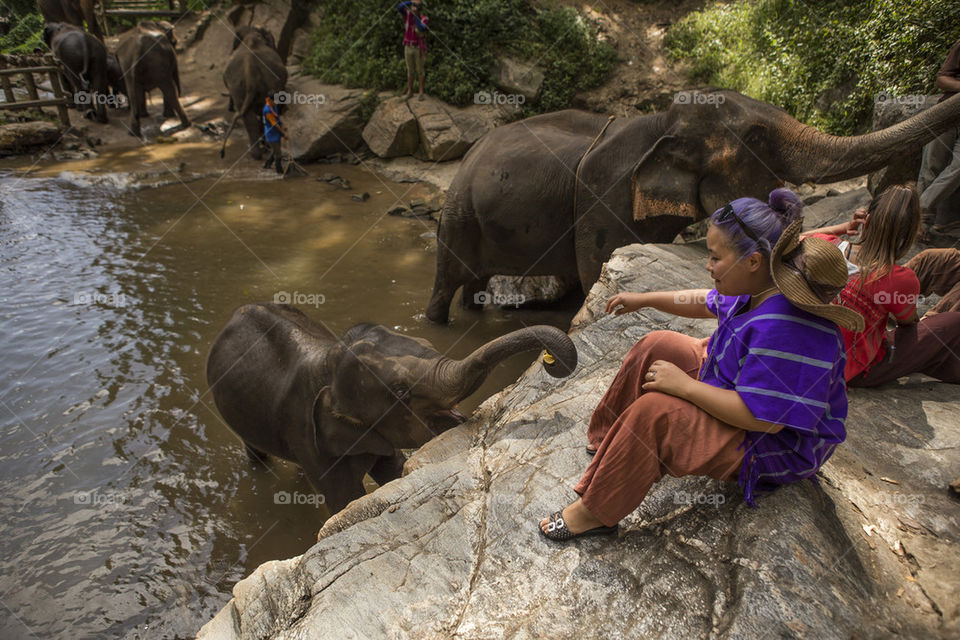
[770,219,865,332]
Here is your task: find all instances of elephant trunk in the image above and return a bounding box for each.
[777,92,960,184]
[431,325,577,402]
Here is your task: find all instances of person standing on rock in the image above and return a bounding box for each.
[917,38,960,238]
[398,0,429,101]
[539,190,862,541]
[802,184,960,385]
[262,93,287,174]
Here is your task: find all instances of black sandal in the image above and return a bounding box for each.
[585,446,597,456]
[539,510,618,541]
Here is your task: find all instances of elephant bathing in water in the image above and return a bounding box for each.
[219,26,287,161]
[206,303,577,514]
[426,90,960,323]
[115,21,190,138]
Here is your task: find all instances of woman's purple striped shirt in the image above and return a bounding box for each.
[701,290,848,506]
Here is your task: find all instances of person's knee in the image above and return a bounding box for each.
[628,330,696,366]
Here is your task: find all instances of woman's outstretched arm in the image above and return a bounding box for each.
[606,289,714,318]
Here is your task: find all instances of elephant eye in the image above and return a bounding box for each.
[393,387,411,405]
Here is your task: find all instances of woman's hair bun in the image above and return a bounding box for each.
[768,188,803,224]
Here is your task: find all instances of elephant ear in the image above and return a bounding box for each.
[312,384,395,458]
[630,134,703,224]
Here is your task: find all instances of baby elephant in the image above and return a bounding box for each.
[206,303,577,513]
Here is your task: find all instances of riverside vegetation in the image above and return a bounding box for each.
[666,0,960,134]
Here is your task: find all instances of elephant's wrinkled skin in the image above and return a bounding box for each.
[426,90,960,323]
[219,26,287,161]
[206,303,576,513]
[115,21,189,137]
[43,22,108,123]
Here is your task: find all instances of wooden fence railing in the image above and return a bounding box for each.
[103,0,191,19]
[0,56,71,127]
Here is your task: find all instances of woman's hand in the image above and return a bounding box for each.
[641,360,693,398]
[605,292,646,315]
[844,209,868,237]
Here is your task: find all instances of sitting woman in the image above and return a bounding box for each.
[802,184,960,385]
[540,189,863,541]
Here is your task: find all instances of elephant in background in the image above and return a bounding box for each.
[206,303,577,513]
[115,21,190,137]
[426,90,960,324]
[105,53,126,107]
[43,22,108,123]
[36,0,102,41]
[219,26,287,160]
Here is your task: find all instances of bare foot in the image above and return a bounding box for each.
[539,498,606,535]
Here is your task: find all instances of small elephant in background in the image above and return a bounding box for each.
[43,22,109,123]
[115,20,190,137]
[219,26,287,160]
[206,303,577,514]
[105,53,126,108]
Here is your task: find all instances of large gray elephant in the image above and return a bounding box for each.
[426,90,960,323]
[206,303,576,513]
[36,0,102,41]
[115,21,190,137]
[219,26,287,161]
[43,22,108,123]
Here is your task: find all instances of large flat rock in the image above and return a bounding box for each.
[199,243,959,640]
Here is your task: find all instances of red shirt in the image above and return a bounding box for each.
[810,234,920,380]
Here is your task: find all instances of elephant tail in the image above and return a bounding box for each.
[219,92,257,158]
[78,32,91,93]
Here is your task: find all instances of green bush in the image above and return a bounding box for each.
[666,0,960,134]
[1,13,45,54]
[303,0,615,116]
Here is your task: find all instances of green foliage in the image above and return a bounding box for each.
[358,88,382,123]
[665,0,960,134]
[303,0,615,116]
[1,13,45,54]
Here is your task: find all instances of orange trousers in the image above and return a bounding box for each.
[576,331,746,527]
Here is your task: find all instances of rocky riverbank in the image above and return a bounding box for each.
[196,198,960,639]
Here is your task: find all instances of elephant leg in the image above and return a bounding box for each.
[92,71,108,123]
[300,454,376,515]
[159,83,190,129]
[242,110,264,160]
[368,452,406,486]
[460,277,491,310]
[427,196,481,324]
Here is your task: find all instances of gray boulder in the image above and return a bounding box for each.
[407,95,472,162]
[364,96,519,161]
[362,97,420,158]
[491,56,545,102]
[198,243,959,640]
[283,73,365,162]
[868,94,939,195]
[0,121,61,156]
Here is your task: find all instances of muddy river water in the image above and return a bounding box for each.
[0,150,573,638]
